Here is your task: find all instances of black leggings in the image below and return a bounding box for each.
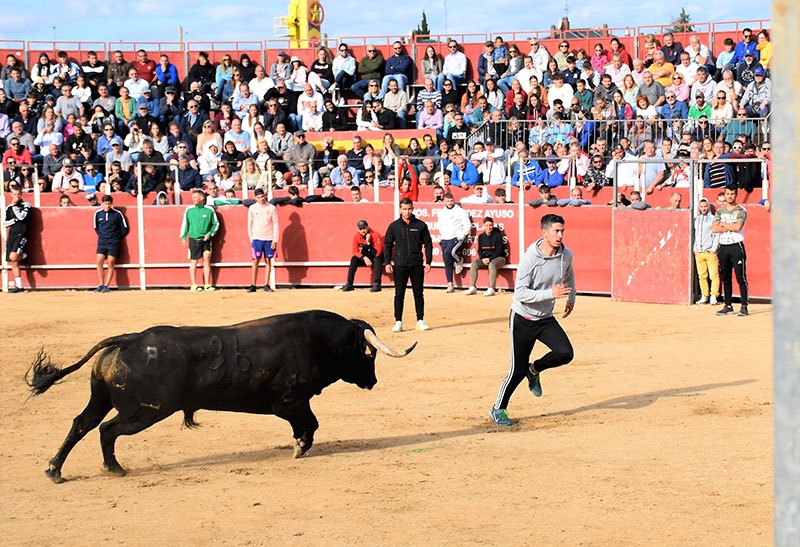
[393,264,425,321]
[718,242,748,307]
[494,311,574,410]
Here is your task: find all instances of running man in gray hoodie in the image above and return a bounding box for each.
[490,213,576,426]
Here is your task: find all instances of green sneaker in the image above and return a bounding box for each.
[490,407,512,426]
[526,366,543,397]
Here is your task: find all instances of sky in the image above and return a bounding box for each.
[2,2,770,46]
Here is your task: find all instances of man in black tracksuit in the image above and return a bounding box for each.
[93,194,129,292]
[383,198,433,332]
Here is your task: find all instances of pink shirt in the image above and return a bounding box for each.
[247,201,279,242]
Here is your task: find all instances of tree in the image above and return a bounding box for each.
[666,8,694,34]
[413,10,430,38]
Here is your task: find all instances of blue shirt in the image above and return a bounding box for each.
[451,161,480,186]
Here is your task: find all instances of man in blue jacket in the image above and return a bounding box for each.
[381,41,413,95]
[93,195,129,293]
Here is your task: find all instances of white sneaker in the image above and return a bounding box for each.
[710,295,718,305]
[454,260,463,275]
[416,319,431,331]
[464,286,477,295]
[484,288,496,297]
[391,321,403,332]
[695,295,709,305]
[446,284,454,293]
[337,97,346,106]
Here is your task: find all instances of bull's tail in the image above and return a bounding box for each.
[26,334,134,395]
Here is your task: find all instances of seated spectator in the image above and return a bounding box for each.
[321,99,348,131]
[535,155,565,186]
[295,84,324,132]
[464,217,507,297]
[628,190,652,209]
[383,78,409,129]
[331,155,359,187]
[332,43,356,94]
[352,46,385,99]
[740,66,771,118]
[437,40,467,91]
[381,42,412,95]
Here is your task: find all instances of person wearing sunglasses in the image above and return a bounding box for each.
[352,45,385,99]
[332,43,356,95]
[437,40,467,91]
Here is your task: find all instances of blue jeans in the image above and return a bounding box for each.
[351,79,372,98]
[440,238,465,283]
[395,110,408,129]
[335,71,355,91]
[381,74,408,95]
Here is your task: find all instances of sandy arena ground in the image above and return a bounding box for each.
[1,288,772,546]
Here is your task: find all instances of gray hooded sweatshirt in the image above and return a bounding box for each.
[511,237,576,320]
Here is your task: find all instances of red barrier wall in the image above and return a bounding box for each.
[7,200,771,299]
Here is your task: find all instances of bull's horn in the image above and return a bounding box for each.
[364,329,417,358]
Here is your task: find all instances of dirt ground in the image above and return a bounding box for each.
[1,288,772,546]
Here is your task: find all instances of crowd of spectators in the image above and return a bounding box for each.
[0,28,772,198]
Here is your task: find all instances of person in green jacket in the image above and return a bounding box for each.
[351,45,385,98]
[179,188,220,291]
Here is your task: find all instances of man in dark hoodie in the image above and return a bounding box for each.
[464,217,507,297]
[383,198,433,332]
[490,213,576,426]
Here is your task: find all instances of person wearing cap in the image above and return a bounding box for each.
[269,51,291,82]
[535,155,565,187]
[286,129,316,173]
[735,51,761,88]
[137,86,160,117]
[159,84,184,126]
[92,194,129,293]
[352,45,385,99]
[180,188,220,292]
[477,40,497,85]
[51,158,84,193]
[342,220,384,293]
[688,91,712,124]
[105,138,133,172]
[132,103,158,136]
[123,67,150,101]
[246,187,280,293]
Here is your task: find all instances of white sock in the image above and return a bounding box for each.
[15,276,23,288]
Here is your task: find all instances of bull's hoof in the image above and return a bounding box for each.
[103,463,127,477]
[293,439,306,459]
[45,467,64,484]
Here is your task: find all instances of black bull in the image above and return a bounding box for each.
[27,310,416,484]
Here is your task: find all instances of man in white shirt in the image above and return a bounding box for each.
[516,56,542,95]
[461,183,493,204]
[528,38,551,75]
[674,51,700,87]
[437,40,467,91]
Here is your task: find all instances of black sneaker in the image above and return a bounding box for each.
[7,286,23,293]
[369,284,381,292]
[737,306,749,317]
[341,284,354,292]
[263,285,274,292]
[715,306,735,316]
[246,285,256,293]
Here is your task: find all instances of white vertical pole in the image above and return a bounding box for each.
[0,168,7,292]
[32,165,41,208]
[136,162,146,290]
[773,4,799,544]
[172,165,181,204]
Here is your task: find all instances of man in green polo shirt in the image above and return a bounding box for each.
[179,188,220,291]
